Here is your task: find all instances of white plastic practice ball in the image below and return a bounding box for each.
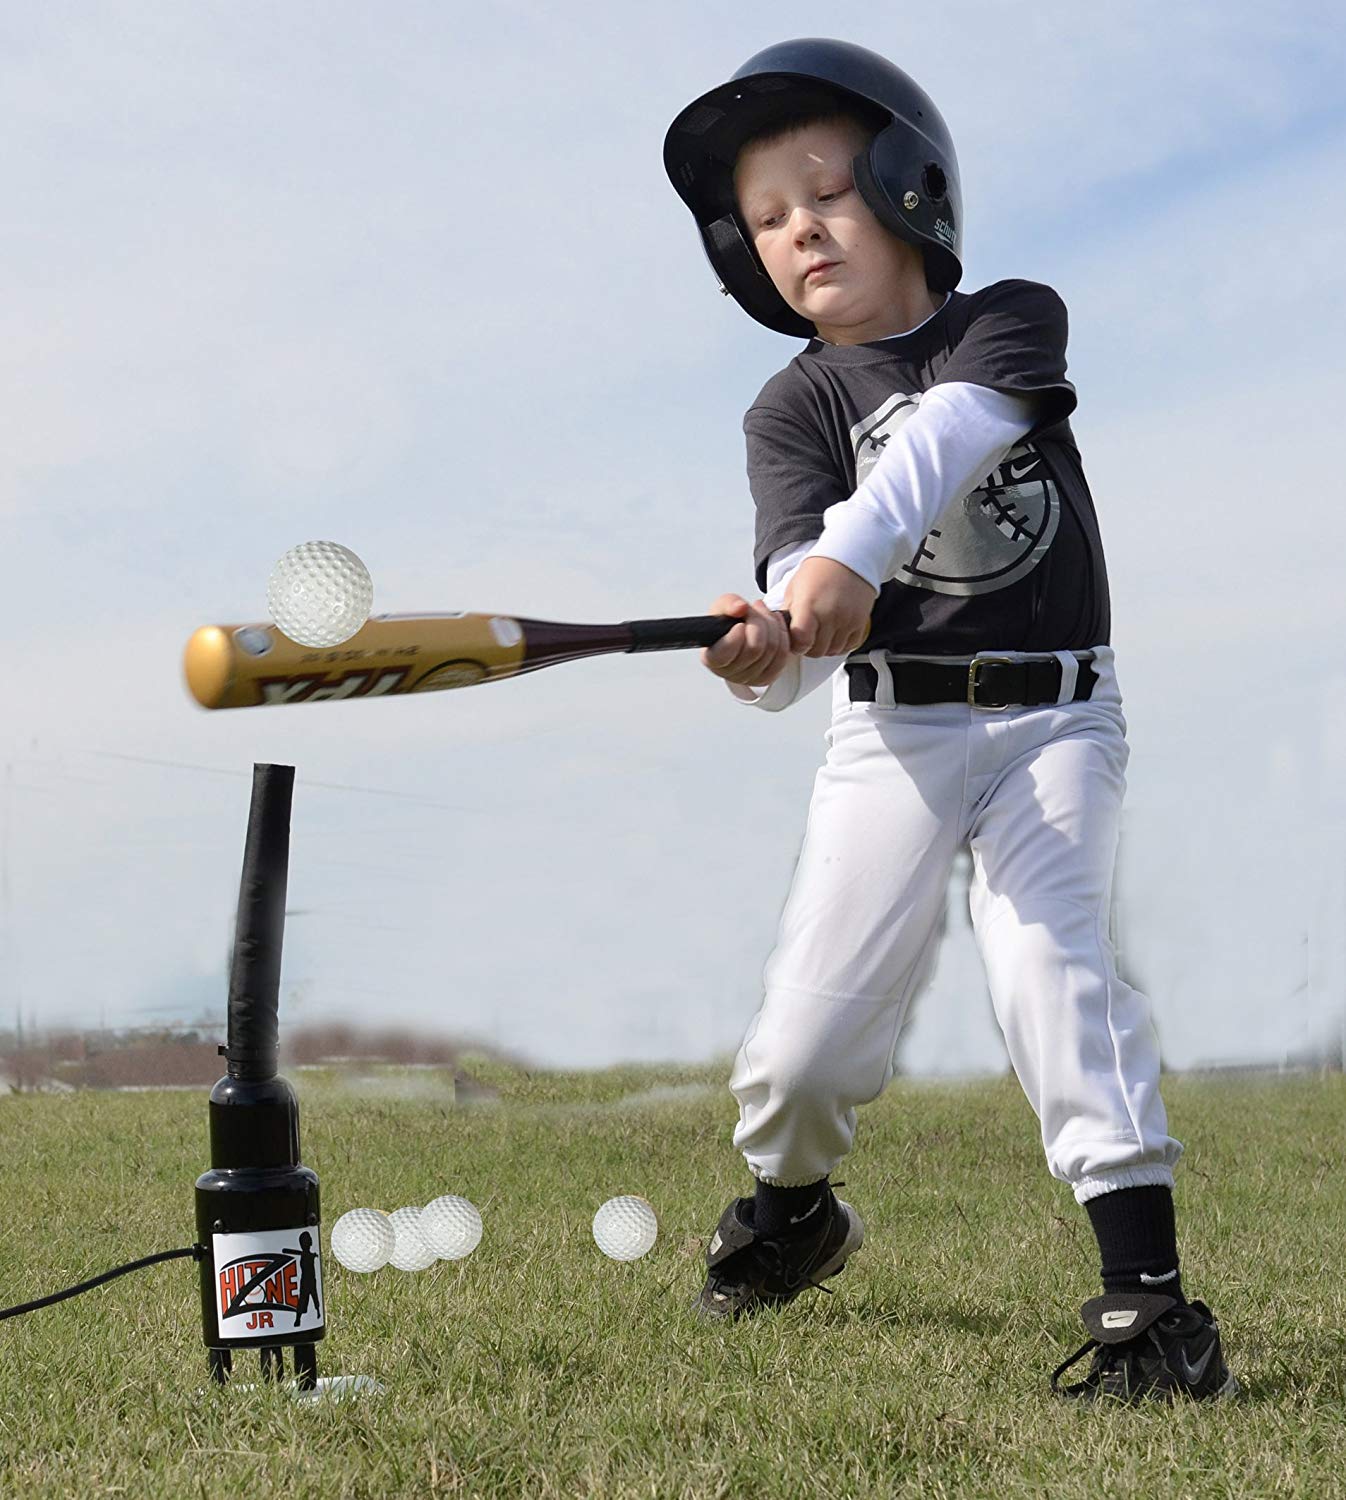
[267,540,374,648]
[330,1207,395,1273]
[386,1207,438,1271]
[592,1195,658,1262]
[420,1195,483,1261]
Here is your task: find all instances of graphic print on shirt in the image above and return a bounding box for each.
[851,391,1059,597]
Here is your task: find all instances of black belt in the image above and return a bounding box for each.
[846,653,1098,709]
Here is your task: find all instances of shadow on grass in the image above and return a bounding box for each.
[813,1292,1010,1338]
[1228,1348,1346,1405]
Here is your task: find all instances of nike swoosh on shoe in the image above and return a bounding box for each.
[1174,1338,1218,1386]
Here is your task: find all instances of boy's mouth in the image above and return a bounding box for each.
[804,261,839,282]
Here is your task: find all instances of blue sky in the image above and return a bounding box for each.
[2,2,1343,1071]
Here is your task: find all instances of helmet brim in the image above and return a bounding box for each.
[664,73,884,224]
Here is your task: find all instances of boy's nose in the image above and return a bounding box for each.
[790,208,825,244]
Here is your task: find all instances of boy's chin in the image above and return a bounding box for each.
[794,288,849,323]
[798,307,848,340]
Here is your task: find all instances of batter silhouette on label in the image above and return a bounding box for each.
[282,1231,322,1328]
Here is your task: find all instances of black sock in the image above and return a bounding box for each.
[1084,1185,1185,1303]
[751,1178,830,1239]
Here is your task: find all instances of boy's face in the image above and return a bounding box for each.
[734,117,935,345]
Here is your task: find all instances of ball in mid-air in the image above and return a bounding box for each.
[420,1195,483,1261]
[330,1208,395,1273]
[592,1195,658,1261]
[267,540,373,647]
[386,1206,438,1271]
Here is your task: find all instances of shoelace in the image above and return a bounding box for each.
[709,1243,836,1300]
[755,1238,835,1296]
[1049,1337,1101,1394]
[1051,1329,1168,1396]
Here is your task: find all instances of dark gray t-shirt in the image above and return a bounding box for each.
[744,278,1109,654]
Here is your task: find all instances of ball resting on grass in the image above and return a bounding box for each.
[593,1196,658,1261]
[421,1195,483,1261]
[331,1208,396,1273]
[387,1207,438,1271]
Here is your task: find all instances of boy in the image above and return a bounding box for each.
[663,38,1235,1402]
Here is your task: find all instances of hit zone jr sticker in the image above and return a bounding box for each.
[213,1226,325,1339]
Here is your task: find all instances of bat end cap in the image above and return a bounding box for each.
[184,625,241,709]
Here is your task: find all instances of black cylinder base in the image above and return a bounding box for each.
[195,1158,324,1352]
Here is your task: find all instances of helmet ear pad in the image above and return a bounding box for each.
[853,126,963,293]
[699,213,815,338]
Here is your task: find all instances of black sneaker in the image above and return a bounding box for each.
[1051,1292,1238,1403]
[691,1187,864,1322]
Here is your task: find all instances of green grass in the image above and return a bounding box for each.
[1,1064,1344,1497]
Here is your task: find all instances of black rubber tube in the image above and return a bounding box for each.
[224,764,294,1081]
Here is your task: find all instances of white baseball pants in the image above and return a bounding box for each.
[729,646,1181,1204]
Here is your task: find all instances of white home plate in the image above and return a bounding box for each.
[219,1374,383,1403]
[293,1374,383,1403]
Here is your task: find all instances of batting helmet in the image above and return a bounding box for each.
[663,38,962,338]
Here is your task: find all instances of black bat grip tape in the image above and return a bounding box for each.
[626,610,792,653]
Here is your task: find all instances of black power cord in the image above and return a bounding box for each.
[0,1245,205,1321]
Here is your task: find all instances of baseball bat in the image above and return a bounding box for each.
[184,610,791,710]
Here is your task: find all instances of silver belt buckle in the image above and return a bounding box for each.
[967,655,1016,709]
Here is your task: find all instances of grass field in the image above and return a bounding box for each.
[1,1062,1344,1498]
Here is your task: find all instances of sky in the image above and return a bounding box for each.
[2,1,1344,1074]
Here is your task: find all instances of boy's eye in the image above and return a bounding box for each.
[756,185,849,228]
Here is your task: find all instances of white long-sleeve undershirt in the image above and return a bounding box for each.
[726,380,1037,711]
